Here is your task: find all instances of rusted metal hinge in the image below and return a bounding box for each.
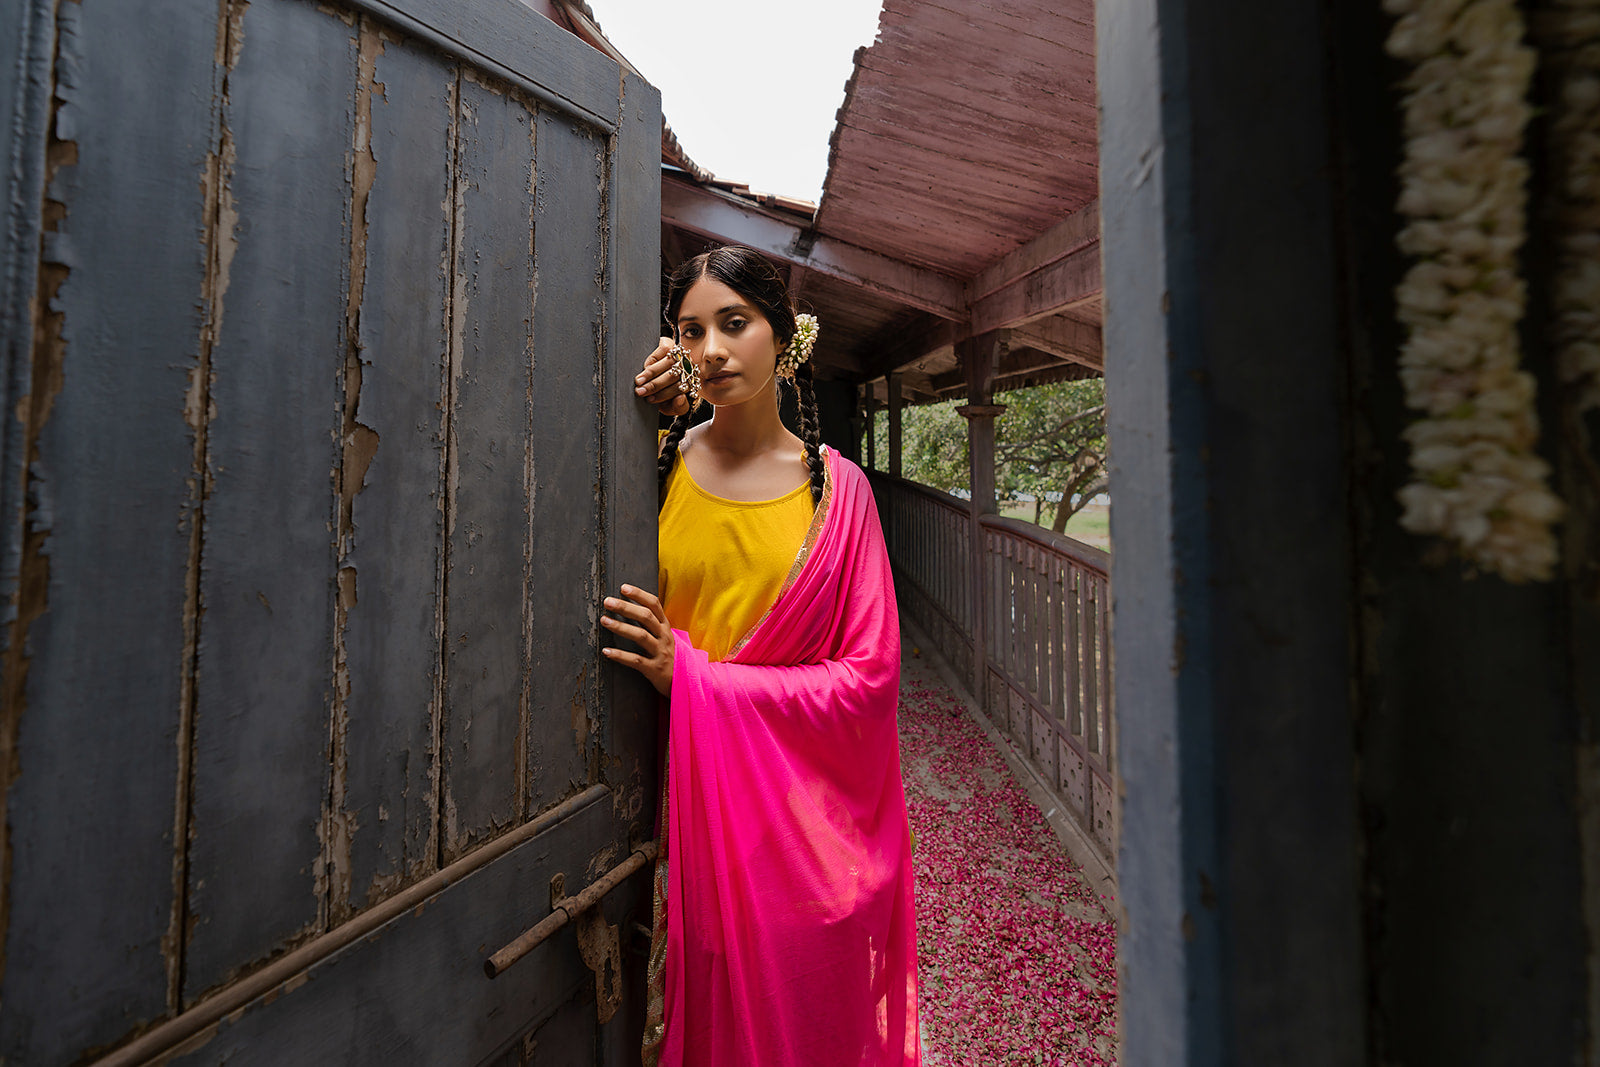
[483,840,658,1025]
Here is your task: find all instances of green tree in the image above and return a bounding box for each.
[864,378,1107,532]
[866,398,968,493]
[994,378,1107,532]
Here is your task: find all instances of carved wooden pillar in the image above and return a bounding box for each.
[957,331,1005,700]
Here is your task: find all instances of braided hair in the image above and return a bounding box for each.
[789,364,827,505]
[657,246,825,507]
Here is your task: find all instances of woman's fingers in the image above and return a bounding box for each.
[637,340,674,377]
[604,594,661,631]
[642,337,673,366]
[600,613,656,649]
[601,586,673,696]
[635,364,680,400]
[601,646,645,669]
[620,585,668,625]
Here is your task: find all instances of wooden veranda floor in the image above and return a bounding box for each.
[897,624,1119,1065]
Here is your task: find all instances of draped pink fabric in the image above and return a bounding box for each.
[659,450,920,1066]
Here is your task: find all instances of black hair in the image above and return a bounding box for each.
[657,246,825,507]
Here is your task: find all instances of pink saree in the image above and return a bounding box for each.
[652,449,919,1066]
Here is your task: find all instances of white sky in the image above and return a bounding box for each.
[587,0,884,204]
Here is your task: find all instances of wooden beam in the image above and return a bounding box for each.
[661,175,965,318]
[852,315,963,383]
[970,242,1102,334]
[1010,317,1104,369]
[967,199,1100,303]
[660,223,690,274]
[929,345,1071,393]
[787,263,807,301]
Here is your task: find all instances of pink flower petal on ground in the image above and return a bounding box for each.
[899,661,1120,1064]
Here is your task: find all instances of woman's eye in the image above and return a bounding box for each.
[725,319,746,331]
[680,326,701,340]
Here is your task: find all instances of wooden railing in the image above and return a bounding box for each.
[870,473,1115,864]
[875,475,976,681]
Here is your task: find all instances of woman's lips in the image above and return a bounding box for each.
[703,371,736,384]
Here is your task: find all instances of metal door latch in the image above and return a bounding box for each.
[558,873,623,1025]
[484,840,658,1026]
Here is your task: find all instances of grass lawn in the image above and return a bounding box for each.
[998,502,1110,550]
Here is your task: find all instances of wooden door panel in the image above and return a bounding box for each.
[340,26,456,916]
[439,72,541,862]
[0,1,220,1059]
[598,72,672,828]
[478,990,598,1067]
[184,0,357,1002]
[0,0,661,1060]
[164,795,636,1066]
[526,109,608,816]
[351,0,621,128]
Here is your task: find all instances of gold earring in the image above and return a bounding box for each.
[671,345,700,404]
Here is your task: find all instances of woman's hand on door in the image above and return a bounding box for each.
[600,585,675,696]
[636,338,690,418]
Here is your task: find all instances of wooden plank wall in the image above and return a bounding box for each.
[342,22,456,920]
[0,1,221,1056]
[184,0,356,1000]
[0,0,656,1061]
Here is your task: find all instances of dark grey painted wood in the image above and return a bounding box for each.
[1108,0,1594,1063]
[346,0,621,132]
[527,106,607,816]
[599,71,663,837]
[341,30,456,914]
[184,0,355,1001]
[0,0,54,557]
[166,796,645,1066]
[520,985,599,1066]
[478,984,600,1067]
[0,2,219,1060]
[1,0,660,1059]
[441,75,540,860]
[1102,0,1366,1063]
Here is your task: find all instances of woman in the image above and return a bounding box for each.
[600,246,920,1066]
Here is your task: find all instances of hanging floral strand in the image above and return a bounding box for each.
[1384,0,1563,582]
[1538,0,1600,413]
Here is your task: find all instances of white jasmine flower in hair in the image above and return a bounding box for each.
[778,314,820,378]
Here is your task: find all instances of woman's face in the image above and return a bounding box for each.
[674,277,783,410]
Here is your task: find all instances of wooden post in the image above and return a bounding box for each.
[863,388,877,472]
[957,331,1005,704]
[1091,0,1600,1062]
[887,373,903,479]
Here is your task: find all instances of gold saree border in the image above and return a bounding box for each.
[641,770,670,1067]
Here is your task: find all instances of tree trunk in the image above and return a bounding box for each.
[1052,495,1072,533]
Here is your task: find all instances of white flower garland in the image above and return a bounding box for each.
[779,313,820,378]
[1539,0,1600,413]
[1386,0,1563,582]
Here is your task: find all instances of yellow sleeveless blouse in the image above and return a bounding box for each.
[658,454,814,662]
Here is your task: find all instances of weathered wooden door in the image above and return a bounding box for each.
[0,0,660,1062]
